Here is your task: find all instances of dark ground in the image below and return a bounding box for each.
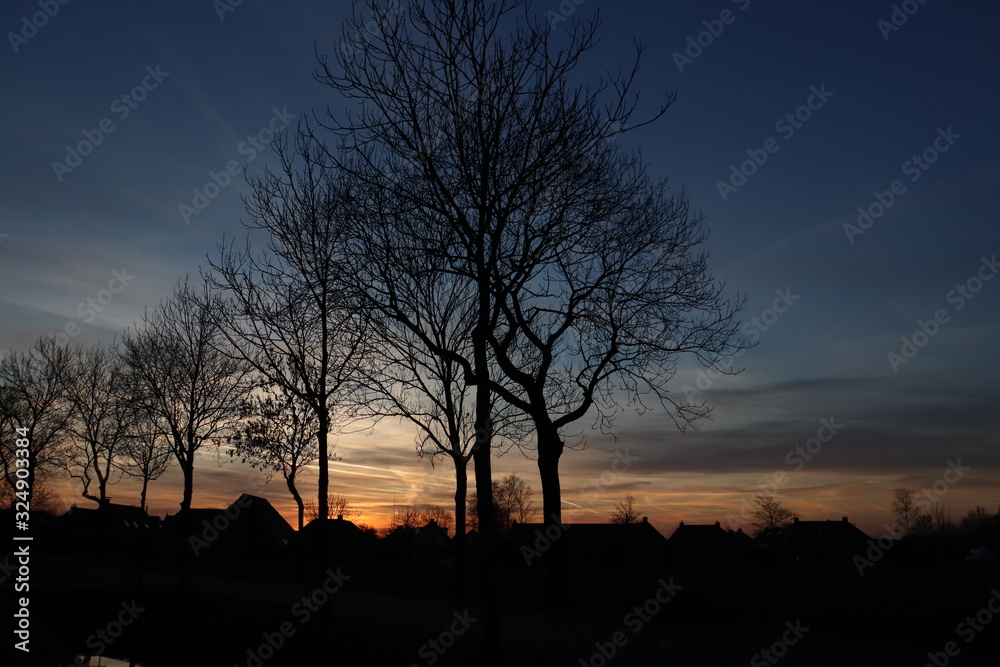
[3,554,1000,666]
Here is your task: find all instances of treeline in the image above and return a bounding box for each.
[1,0,747,608]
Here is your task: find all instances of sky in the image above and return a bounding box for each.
[1,0,998,538]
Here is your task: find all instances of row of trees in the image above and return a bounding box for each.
[892,487,1000,537]
[3,3,746,631]
[0,338,175,515]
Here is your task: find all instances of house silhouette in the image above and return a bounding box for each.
[509,517,667,566]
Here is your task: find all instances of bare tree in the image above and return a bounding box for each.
[228,387,319,529]
[749,494,797,537]
[960,506,997,536]
[610,494,640,526]
[118,421,173,514]
[468,472,535,536]
[119,280,252,512]
[421,506,454,533]
[385,505,423,536]
[329,493,360,521]
[320,0,745,600]
[359,267,529,586]
[206,132,368,522]
[912,503,955,536]
[891,487,920,536]
[0,336,75,506]
[63,345,135,507]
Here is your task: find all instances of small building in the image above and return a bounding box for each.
[56,503,162,557]
[292,514,371,564]
[667,521,745,565]
[762,517,871,565]
[163,494,293,560]
[411,519,452,565]
[509,517,668,566]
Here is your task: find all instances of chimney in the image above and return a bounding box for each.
[336,514,343,521]
[842,516,848,523]
[792,517,799,524]
[642,516,648,523]
[679,521,685,527]
[714,521,721,528]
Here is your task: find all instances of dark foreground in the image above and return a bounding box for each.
[4,556,1000,666]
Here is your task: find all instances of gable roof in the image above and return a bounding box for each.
[775,517,871,543]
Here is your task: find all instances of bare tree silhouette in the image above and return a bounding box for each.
[206,133,369,522]
[119,280,251,512]
[64,345,134,507]
[118,419,172,515]
[228,387,318,529]
[317,0,746,601]
[749,494,797,537]
[610,494,640,526]
[0,336,75,507]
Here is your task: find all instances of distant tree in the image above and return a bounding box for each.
[421,506,454,533]
[911,503,956,536]
[891,487,920,536]
[385,505,423,536]
[118,421,173,515]
[960,506,997,536]
[749,494,797,537]
[329,493,360,521]
[229,388,319,529]
[469,473,536,536]
[0,473,62,514]
[119,280,252,512]
[610,494,640,525]
[0,336,75,506]
[63,345,136,507]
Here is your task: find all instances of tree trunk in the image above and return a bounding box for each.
[536,420,568,602]
[180,457,194,513]
[287,472,305,530]
[473,256,499,656]
[453,454,467,595]
[317,408,330,521]
[139,475,150,514]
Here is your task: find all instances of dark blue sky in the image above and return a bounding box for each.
[2,0,998,533]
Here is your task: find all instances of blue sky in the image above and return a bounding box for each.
[2,0,998,535]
